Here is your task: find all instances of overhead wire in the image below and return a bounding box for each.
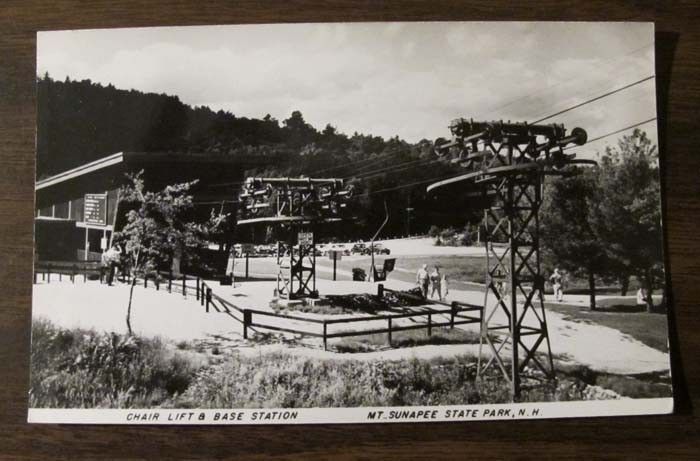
[563,117,657,150]
[530,76,654,124]
[481,41,654,119]
[357,115,659,199]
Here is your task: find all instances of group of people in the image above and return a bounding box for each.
[416,264,449,301]
[415,264,566,303]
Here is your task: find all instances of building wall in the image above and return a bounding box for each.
[35,219,85,261]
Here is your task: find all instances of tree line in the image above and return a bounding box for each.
[37,74,470,240]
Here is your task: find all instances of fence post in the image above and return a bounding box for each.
[144,274,148,288]
[200,284,205,306]
[182,274,187,297]
[428,312,432,337]
[47,264,51,283]
[196,277,200,301]
[387,317,392,346]
[377,283,384,298]
[323,321,328,351]
[168,269,173,293]
[83,266,87,283]
[155,274,160,291]
[206,288,212,313]
[243,309,251,339]
[42,269,45,282]
[451,302,458,329]
[245,253,249,279]
[71,265,76,283]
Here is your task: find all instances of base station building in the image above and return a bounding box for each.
[35,151,268,272]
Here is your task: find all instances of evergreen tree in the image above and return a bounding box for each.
[540,168,611,310]
[590,129,663,312]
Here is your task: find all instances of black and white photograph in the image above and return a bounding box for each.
[28,21,671,424]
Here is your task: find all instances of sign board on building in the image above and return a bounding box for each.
[328,250,343,261]
[84,193,107,226]
[298,232,313,246]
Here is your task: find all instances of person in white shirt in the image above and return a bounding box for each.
[416,264,429,298]
[549,268,564,302]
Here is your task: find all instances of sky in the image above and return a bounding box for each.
[37,22,657,156]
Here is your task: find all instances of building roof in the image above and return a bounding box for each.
[36,152,125,191]
[35,151,270,191]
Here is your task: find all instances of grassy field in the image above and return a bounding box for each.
[545,302,669,353]
[317,254,640,294]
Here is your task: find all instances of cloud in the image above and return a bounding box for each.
[37,22,657,149]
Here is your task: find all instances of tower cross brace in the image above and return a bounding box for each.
[428,119,589,398]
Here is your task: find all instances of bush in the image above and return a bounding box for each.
[29,319,205,408]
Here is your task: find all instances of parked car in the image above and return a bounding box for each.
[332,243,351,256]
[351,243,367,255]
[373,243,391,255]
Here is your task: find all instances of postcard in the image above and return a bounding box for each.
[29,21,671,424]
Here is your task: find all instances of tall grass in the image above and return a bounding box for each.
[29,319,205,408]
[176,354,497,408]
[30,319,666,409]
[174,354,610,408]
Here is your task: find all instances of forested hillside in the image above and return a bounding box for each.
[36,75,474,239]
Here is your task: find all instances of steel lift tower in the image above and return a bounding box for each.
[238,177,354,300]
[428,119,592,398]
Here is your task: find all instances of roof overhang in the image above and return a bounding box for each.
[36,152,125,191]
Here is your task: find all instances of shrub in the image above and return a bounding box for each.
[29,319,205,408]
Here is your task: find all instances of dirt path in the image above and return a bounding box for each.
[32,278,670,375]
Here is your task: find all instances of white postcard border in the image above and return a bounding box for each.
[28,398,673,425]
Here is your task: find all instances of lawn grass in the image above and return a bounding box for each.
[334,326,481,353]
[545,303,669,353]
[324,254,641,295]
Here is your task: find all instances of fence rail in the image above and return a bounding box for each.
[211,283,484,351]
[35,261,484,351]
[34,261,105,284]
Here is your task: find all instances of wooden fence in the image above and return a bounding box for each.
[202,283,483,351]
[34,263,484,351]
[34,261,104,284]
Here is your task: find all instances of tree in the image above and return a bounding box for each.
[589,129,663,312]
[540,168,612,310]
[114,171,227,335]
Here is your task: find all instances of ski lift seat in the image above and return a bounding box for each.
[372,258,396,282]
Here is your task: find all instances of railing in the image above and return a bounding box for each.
[34,261,105,284]
[35,261,484,351]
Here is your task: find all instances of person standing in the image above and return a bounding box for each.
[416,264,429,298]
[550,267,564,302]
[440,271,449,301]
[104,244,122,286]
[429,266,442,300]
